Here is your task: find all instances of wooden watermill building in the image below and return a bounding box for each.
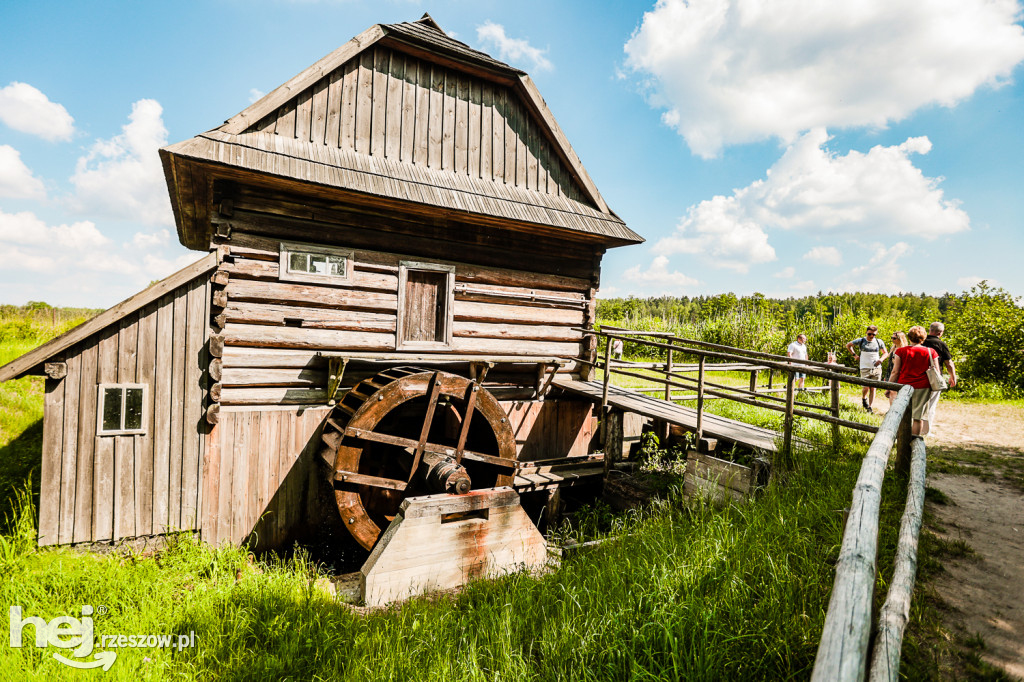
[0,14,642,552]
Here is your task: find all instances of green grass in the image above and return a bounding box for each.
[0,439,910,681]
[0,306,994,680]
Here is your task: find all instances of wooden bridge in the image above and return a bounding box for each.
[553,377,783,453]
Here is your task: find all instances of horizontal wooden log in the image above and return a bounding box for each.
[222,258,398,291]
[452,322,582,342]
[222,367,326,387]
[455,281,585,306]
[206,403,220,425]
[222,324,395,351]
[219,386,329,405]
[224,279,398,312]
[209,357,223,382]
[229,228,593,292]
[453,300,584,326]
[223,301,396,333]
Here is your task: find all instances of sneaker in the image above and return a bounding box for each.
[862,399,869,410]
[866,406,873,414]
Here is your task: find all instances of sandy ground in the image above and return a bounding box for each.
[915,399,1024,678]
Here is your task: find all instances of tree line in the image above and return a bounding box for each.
[597,282,1024,397]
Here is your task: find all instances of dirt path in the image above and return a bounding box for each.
[917,400,1024,678]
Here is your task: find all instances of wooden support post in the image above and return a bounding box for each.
[831,377,841,451]
[600,336,612,445]
[665,348,674,402]
[782,371,796,468]
[544,488,562,530]
[895,399,914,474]
[767,368,774,390]
[749,368,758,394]
[604,408,624,476]
[695,356,706,442]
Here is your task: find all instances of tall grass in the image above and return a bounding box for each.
[0,438,907,680]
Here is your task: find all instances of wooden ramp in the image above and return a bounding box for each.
[553,378,783,453]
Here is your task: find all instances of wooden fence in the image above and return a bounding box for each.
[578,327,927,680]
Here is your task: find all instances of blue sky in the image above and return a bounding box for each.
[2,0,1023,308]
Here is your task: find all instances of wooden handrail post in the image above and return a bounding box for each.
[831,376,841,451]
[600,335,612,446]
[782,371,796,468]
[749,368,758,394]
[895,395,914,474]
[665,347,674,402]
[695,355,706,441]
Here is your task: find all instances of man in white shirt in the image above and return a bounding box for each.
[845,325,888,413]
[786,333,808,390]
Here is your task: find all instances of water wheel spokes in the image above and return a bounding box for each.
[319,366,517,550]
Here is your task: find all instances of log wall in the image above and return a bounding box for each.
[38,273,212,546]
[212,223,592,408]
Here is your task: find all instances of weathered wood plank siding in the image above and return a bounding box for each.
[37,272,212,546]
[251,45,582,201]
[201,407,331,548]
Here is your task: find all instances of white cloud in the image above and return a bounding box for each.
[0,208,199,286]
[624,0,1024,157]
[654,130,968,273]
[956,275,998,289]
[774,266,796,279]
[654,194,777,273]
[0,82,75,142]
[839,242,912,292]
[790,280,818,295]
[0,209,108,250]
[803,246,842,266]
[624,255,701,289]
[248,88,265,103]
[0,145,45,199]
[476,22,553,72]
[132,229,170,249]
[69,99,173,226]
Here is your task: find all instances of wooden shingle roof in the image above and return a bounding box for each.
[161,15,642,251]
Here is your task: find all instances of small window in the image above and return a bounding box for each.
[97,384,147,435]
[397,261,455,349]
[279,241,353,284]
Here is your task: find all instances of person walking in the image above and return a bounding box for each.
[786,333,809,390]
[845,325,888,413]
[921,322,957,428]
[885,331,908,406]
[888,325,941,437]
[611,337,624,360]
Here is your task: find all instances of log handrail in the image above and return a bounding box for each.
[811,385,920,682]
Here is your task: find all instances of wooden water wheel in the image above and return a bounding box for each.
[319,366,517,550]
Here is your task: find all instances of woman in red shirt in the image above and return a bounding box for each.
[888,325,941,436]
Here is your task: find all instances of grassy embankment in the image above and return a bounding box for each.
[0,305,949,680]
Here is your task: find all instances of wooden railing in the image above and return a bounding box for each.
[577,326,911,462]
[577,327,927,680]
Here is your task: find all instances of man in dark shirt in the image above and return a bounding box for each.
[922,322,957,428]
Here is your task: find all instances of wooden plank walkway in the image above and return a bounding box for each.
[553,378,784,453]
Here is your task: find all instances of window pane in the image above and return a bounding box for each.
[289,252,308,273]
[102,388,122,431]
[309,254,329,274]
[124,388,144,430]
[326,255,346,277]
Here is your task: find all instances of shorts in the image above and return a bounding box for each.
[794,372,806,380]
[860,367,882,380]
[926,390,942,424]
[910,388,932,420]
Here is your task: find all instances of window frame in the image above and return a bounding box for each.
[278,240,353,285]
[97,383,148,436]
[395,261,456,350]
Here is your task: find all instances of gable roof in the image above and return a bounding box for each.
[161,15,642,251]
[0,253,216,382]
